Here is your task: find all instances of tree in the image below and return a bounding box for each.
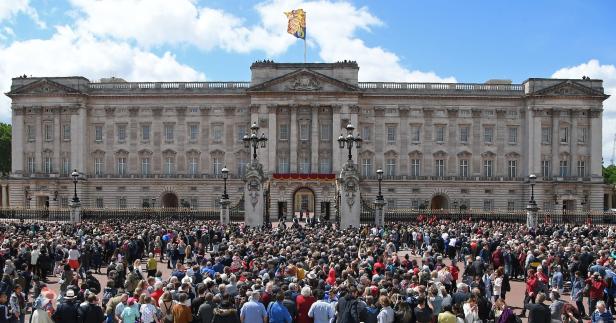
[604,165,616,184]
[0,123,10,176]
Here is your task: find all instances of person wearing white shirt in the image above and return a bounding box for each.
[377,295,394,323]
[308,290,335,323]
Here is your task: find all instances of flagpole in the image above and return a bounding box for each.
[304,38,306,63]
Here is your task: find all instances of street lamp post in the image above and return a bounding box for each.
[243,122,268,162]
[71,169,80,203]
[337,124,362,163]
[221,166,229,199]
[526,174,539,229]
[374,169,385,226]
[220,166,231,225]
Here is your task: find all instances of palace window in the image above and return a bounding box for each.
[435,126,445,142]
[212,157,222,174]
[94,158,103,176]
[459,126,469,143]
[386,158,396,176]
[299,157,311,173]
[27,157,35,173]
[278,157,289,173]
[410,159,421,176]
[387,126,396,144]
[541,127,551,144]
[26,125,35,141]
[117,157,127,175]
[189,124,199,142]
[63,124,71,141]
[577,160,586,177]
[459,159,469,177]
[435,159,445,177]
[279,124,289,140]
[483,159,494,177]
[238,159,247,177]
[320,123,331,141]
[542,160,551,177]
[43,157,52,173]
[95,125,103,142]
[62,158,70,175]
[484,126,494,143]
[164,124,175,142]
[96,198,104,208]
[361,126,371,141]
[361,158,372,177]
[164,156,175,175]
[508,127,518,144]
[141,125,150,141]
[578,127,588,144]
[483,199,494,211]
[44,124,53,141]
[319,159,331,173]
[560,127,569,143]
[141,158,150,176]
[299,123,310,141]
[559,160,569,177]
[118,197,127,209]
[212,125,223,141]
[117,125,127,142]
[411,125,421,142]
[507,160,517,178]
[189,157,199,175]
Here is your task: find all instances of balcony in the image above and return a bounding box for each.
[358,82,524,96]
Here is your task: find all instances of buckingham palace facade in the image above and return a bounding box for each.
[4,61,610,216]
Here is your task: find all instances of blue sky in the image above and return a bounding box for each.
[1,0,615,157]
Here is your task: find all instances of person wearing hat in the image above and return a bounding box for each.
[586,272,607,314]
[52,289,79,323]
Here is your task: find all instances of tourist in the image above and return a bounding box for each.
[52,289,79,323]
[590,300,613,323]
[524,292,550,323]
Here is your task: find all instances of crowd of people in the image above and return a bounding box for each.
[0,218,615,323]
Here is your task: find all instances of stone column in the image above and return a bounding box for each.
[220,197,230,225]
[244,161,265,227]
[290,106,298,172]
[338,162,360,228]
[374,197,386,227]
[69,200,81,223]
[332,105,342,173]
[590,109,603,179]
[267,105,277,174]
[311,106,319,171]
[70,107,87,174]
[11,108,24,175]
[526,202,538,229]
[1,185,7,208]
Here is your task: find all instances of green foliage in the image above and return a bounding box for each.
[0,123,10,176]
[605,165,616,184]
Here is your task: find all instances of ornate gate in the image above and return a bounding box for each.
[360,196,375,224]
[229,196,245,222]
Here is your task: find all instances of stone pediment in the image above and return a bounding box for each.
[7,78,83,97]
[529,80,608,98]
[248,69,360,93]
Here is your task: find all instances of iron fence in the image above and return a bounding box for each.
[0,208,72,222]
[229,197,245,222]
[81,208,220,221]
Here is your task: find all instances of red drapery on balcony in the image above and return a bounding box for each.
[272,173,336,180]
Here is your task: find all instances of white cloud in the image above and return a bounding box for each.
[68,0,455,82]
[0,26,205,122]
[552,59,616,163]
[0,0,45,28]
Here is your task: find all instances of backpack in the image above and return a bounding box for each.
[162,302,174,323]
[101,287,116,308]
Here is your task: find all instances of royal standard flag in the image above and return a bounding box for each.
[285,9,306,39]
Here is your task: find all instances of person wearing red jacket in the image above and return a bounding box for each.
[520,268,539,317]
[586,272,608,314]
[491,246,504,269]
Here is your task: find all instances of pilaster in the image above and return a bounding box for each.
[311,105,319,170]
[290,105,298,172]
